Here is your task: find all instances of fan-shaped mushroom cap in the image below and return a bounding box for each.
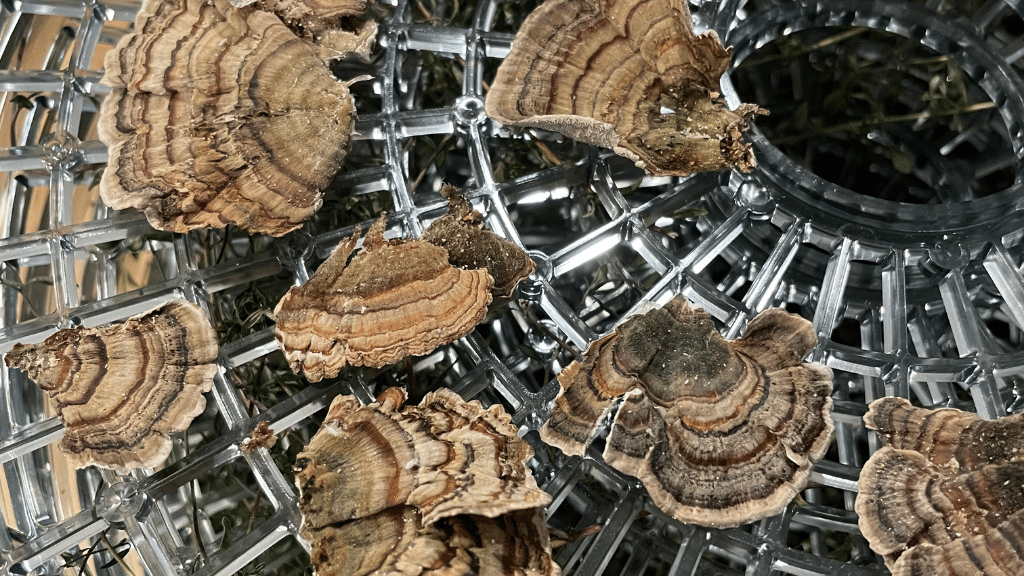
[539,296,834,527]
[274,214,494,381]
[857,398,1024,574]
[99,0,357,236]
[4,301,218,473]
[540,333,634,454]
[307,506,558,576]
[422,184,536,299]
[485,0,766,177]
[890,509,1024,576]
[857,448,1024,557]
[865,396,1024,469]
[294,388,549,530]
[296,388,560,576]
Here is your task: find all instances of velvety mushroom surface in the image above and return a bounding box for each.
[295,387,560,576]
[422,184,536,299]
[99,0,358,236]
[485,0,766,177]
[4,301,218,473]
[857,397,1024,576]
[540,297,834,527]
[274,214,494,381]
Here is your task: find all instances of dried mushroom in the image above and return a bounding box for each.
[99,0,358,237]
[4,301,218,473]
[857,397,1024,576]
[274,214,494,381]
[296,388,559,576]
[295,387,549,528]
[239,421,276,454]
[890,511,1024,576]
[309,507,557,576]
[863,396,1024,470]
[248,0,378,59]
[422,184,536,299]
[540,297,834,527]
[485,0,766,177]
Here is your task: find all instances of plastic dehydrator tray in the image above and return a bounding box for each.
[2,0,1024,574]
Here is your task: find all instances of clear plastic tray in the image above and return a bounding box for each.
[1,0,1023,574]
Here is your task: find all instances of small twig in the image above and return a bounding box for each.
[185,439,210,566]
[738,28,867,68]
[453,54,491,92]
[412,2,490,92]
[586,293,620,319]
[9,104,20,148]
[526,130,563,166]
[246,491,263,535]
[404,356,418,400]
[414,0,433,21]
[77,532,104,576]
[1,268,54,319]
[550,523,602,548]
[401,138,417,182]
[190,479,210,565]
[100,531,137,576]
[215,226,232,264]
[244,357,267,417]
[409,133,455,192]
[886,54,951,69]
[648,225,678,239]
[771,101,996,145]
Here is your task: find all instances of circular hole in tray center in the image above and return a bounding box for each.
[731,26,1015,205]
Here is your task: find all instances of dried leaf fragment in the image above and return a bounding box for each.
[540,297,833,527]
[296,388,559,576]
[239,421,277,454]
[856,398,1024,575]
[274,214,494,381]
[4,301,218,473]
[99,0,358,236]
[485,0,766,177]
[422,184,536,299]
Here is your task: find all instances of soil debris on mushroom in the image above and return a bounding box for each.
[422,184,536,299]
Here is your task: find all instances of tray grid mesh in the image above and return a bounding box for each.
[1,0,1024,575]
